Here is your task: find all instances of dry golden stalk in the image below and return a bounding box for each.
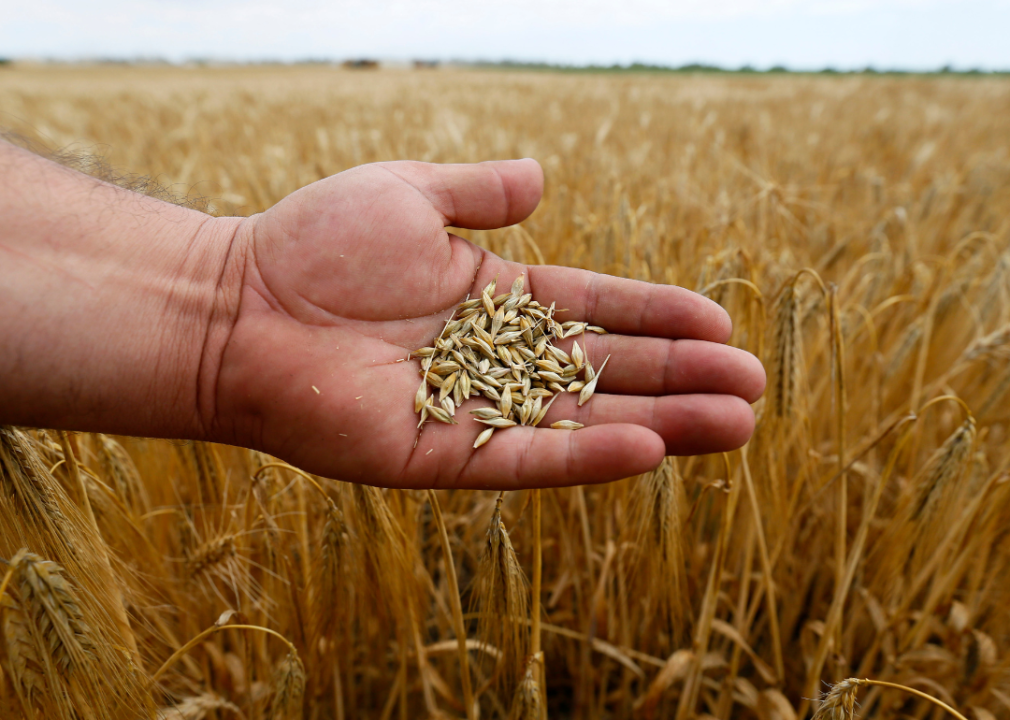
[801,415,918,715]
[472,493,529,689]
[151,622,298,685]
[827,283,847,658]
[56,432,92,520]
[248,457,283,572]
[530,489,545,713]
[739,446,784,682]
[813,678,969,720]
[56,431,140,665]
[426,489,475,720]
[676,457,741,720]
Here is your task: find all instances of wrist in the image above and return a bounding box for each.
[188,214,251,442]
[0,141,251,439]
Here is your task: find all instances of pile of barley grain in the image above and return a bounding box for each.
[412,273,609,444]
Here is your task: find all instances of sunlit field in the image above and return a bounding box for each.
[2,63,1010,719]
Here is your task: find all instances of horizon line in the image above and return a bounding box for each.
[3,57,1008,75]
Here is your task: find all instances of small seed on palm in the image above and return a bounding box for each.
[532,393,559,427]
[428,406,457,424]
[440,372,458,402]
[476,417,518,429]
[551,420,584,430]
[579,354,610,406]
[571,340,585,370]
[474,427,495,448]
[414,380,428,413]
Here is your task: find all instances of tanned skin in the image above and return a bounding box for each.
[0,141,765,489]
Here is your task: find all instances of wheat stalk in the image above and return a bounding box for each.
[473,492,529,690]
[426,489,475,720]
[530,488,544,713]
[813,678,969,720]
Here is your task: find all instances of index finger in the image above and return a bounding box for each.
[526,266,732,342]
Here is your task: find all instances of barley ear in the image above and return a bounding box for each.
[766,280,802,420]
[812,678,860,720]
[625,457,686,643]
[269,651,306,720]
[508,656,544,720]
[813,678,970,720]
[158,693,242,720]
[472,493,529,690]
[1,578,54,718]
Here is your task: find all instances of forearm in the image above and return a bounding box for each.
[0,140,244,439]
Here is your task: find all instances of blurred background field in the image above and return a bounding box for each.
[2,64,1010,718]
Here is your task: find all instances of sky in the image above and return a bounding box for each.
[2,0,1009,71]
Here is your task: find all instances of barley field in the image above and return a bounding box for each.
[1,64,1010,719]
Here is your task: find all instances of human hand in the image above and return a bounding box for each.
[205,159,765,489]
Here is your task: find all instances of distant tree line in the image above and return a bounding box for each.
[470,60,1006,75]
[0,57,1003,75]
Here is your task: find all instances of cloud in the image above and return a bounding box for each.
[5,0,958,27]
[2,0,1008,68]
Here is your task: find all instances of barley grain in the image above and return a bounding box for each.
[550,420,584,430]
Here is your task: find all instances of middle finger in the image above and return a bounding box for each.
[553,333,765,402]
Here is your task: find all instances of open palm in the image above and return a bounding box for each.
[207,160,764,489]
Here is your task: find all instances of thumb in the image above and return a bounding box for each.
[378,158,544,229]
